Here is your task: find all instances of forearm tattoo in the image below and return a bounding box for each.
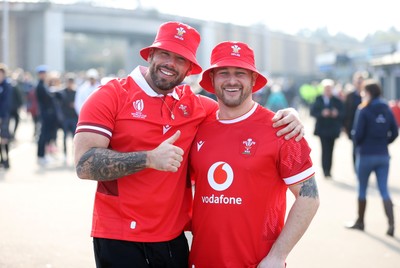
[299,176,319,198]
[76,148,147,181]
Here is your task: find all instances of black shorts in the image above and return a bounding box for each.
[93,232,189,268]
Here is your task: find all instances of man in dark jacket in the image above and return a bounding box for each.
[311,79,344,178]
[35,65,58,166]
[55,74,78,163]
[343,71,368,169]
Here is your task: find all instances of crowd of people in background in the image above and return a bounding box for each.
[0,63,104,169]
[0,62,399,173]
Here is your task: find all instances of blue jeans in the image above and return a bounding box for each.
[356,154,391,200]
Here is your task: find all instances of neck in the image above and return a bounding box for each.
[218,99,256,120]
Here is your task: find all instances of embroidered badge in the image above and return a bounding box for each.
[242,138,256,155]
[175,27,186,40]
[131,99,147,119]
[231,44,241,57]
[178,104,190,117]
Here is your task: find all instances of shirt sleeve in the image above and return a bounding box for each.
[75,80,119,139]
[279,139,315,185]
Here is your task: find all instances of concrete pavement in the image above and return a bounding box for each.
[0,113,399,268]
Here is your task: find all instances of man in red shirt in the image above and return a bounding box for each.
[189,41,320,268]
[74,22,305,267]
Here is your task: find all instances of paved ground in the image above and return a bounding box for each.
[1,112,399,268]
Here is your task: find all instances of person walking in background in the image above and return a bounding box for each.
[346,79,398,237]
[9,69,25,141]
[311,79,344,178]
[26,80,40,140]
[45,71,64,156]
[35,65,59,166]
[265,84,289,112]
[299,81,320,110]
[188,41,319,268]
[55,73,78,163]
[74,68,100,115]
[0,64,12,169]
[343,71,368,169]
[73,21,305,268]
[21,71,40,139]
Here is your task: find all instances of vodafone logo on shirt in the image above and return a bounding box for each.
[207,162,233,191]
[202,161,242,205]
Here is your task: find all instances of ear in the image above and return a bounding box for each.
[147,48,155,62]
[185,63,193,76]
[210,71,215,87]
[252,72,258,87]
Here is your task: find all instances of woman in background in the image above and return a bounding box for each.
[347,79,398,237]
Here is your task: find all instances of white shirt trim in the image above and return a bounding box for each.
[218,102,259,124]
[283,166,315,185]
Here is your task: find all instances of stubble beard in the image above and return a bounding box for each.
[149,65,184,92]
[217,87,252,108]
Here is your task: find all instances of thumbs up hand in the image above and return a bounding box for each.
[147,130,184,172]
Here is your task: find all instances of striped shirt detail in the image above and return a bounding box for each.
[76,124,112,138]
[283,166,315,185]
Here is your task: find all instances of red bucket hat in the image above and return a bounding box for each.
[140,21,202,75]
[199,41,268,93]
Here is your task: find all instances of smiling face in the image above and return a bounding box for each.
[146,48,192,94]
[211,66,256,108]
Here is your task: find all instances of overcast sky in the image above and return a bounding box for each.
[143,0,399,41]
[23,0,400,40]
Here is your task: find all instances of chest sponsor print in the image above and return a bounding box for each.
[201,161,242,205]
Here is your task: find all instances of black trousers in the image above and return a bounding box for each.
[93,232,189,268]
[319,136,336,176]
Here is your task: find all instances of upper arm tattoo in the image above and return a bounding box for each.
[299,176,319,199]
[76,148,147,181]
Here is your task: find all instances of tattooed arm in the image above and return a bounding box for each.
[73,131,184,181]
[257,177,320,268]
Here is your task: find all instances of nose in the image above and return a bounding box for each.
[226,74,239,85]
[164,55,180,69]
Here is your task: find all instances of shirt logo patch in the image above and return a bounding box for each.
[242,138,256,155]
[178,104,190,117]
[163,125,172,134]
[376,114,386,123]
[197,141,205,151]
[131,99,147,119]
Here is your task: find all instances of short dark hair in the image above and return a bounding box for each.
[363,79,381,99]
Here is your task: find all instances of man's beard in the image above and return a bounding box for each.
[149,65,184,91]
[217,86,252,108]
